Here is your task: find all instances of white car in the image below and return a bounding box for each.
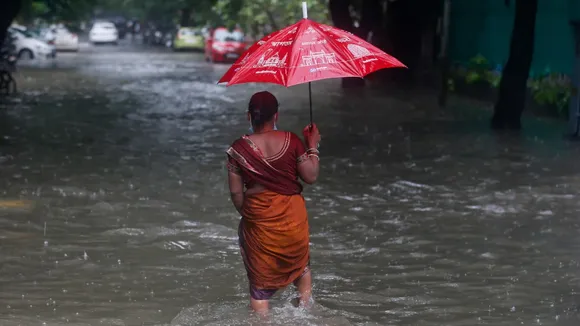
[9,27,56,60]
[53,27,79,51]
[40,28,56,44]
[89,22,118,44]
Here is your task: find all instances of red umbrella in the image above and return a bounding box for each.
[218,3,406,124]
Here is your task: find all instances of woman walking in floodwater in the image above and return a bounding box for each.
[226,91,321,314]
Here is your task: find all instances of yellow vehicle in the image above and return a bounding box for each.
[173,27,204,51]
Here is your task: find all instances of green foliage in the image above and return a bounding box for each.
[450,55,574,117]
[18,0,217,25]
[18,0,329,33]
[17,0,98,23]
[528,73,574,115]
[92,0,328,31]
[213,0,329,34]
[458,54,501,87]
[41,0,98,21]
[95,0,216,24]
[31,2,49,17]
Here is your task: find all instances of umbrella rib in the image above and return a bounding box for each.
[316,21,406,76]
[286,19,309,85]
[226,24,296,85]
[313,21,364,78]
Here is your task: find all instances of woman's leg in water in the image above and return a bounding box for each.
[249,287,276,315]
[294,270,313,307]
[250,298,269,315]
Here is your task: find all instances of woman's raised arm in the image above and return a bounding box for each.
[297,124,321,184]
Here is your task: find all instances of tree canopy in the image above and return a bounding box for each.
[213,0,329,32]
[16,0,329,33]
[18,0,99,23]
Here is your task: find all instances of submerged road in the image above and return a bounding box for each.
[0,43,580,325]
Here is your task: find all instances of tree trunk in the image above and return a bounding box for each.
[180,8,192,27]
[491,0,538,130]
[359,0,384,82]
[265,10,279,31]
[383,0,432,86]
[438,0,451,107]
[18,0,33,25]
[329,0,353,31]
[360,0,382,38]
[328,0,365,88]
[0,0,21,50]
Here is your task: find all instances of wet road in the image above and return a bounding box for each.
[1,44,580,325]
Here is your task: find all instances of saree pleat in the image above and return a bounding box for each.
[239,190,310,290]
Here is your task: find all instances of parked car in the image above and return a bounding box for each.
[109,16,128,39]
[142,22,175,47]
[8,27,56,60]
[22,26,50,41]
[52,26,79,51]
[36,27,56,44]
[205,27,246,62]
[173,27,204,51]
[92,15,127,39]
[29,25,79,52]
[89,21,118,45]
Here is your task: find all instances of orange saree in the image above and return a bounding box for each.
[240,191,309,290]
[227,132,310,299]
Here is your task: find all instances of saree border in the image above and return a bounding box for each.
[226,146,263,175]
[240,135,287,175]
[265,132,290,162]
[226,161,242,175]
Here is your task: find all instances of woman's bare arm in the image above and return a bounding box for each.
[298,124,321,184]
[228,171,244,214]
[298,157,319,184]
[298,150,320,184]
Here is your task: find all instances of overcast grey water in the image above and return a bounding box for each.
[1,45,580,325]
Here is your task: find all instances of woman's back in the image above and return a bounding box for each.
[229,131,307,195]
[246,131,288,159]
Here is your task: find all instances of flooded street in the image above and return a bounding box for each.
[2,44,580,325]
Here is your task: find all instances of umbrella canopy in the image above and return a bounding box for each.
[219,18,406,87]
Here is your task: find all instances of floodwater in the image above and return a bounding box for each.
[1,44,580,326]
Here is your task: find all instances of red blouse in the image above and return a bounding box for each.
[227,132,307,193]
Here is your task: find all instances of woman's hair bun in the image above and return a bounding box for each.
[248,91,278,127]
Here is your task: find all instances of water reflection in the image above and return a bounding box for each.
[0,50,580,325]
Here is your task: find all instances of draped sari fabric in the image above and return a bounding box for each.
[226,133,305,195]
[226,132,310,295]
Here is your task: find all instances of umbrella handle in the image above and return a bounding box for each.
[308,82,313,127]
[308,82,319,148]
[304,3,311,127]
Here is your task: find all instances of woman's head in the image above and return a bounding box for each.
[248,91,278,129]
